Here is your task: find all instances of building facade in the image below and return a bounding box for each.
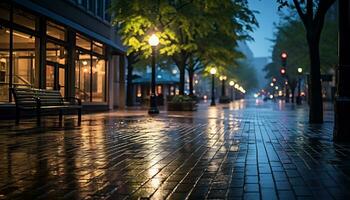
[0,0,126,116]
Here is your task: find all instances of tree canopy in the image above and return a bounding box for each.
[111,0,258,94]
[264,13,337,83]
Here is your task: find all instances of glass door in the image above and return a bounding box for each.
[46,61,65,96]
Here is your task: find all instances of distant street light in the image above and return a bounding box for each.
[270,82,275,100]
[297,67,303,74]
[229,80,235,101]
[297,67,303,105]
[210,68,217,106]
[148,34,159,114]
[219,75,227,98]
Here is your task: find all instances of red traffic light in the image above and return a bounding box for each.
[281,52,288,59]
[280,68,286,75]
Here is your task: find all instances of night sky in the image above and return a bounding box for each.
[247,0,280,58]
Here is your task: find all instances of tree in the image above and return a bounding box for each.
[277,0,336,123]
[264,13,337,103]
[111,0,257,96]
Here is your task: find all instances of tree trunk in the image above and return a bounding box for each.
[179,64,185,95]
[307,34,323,123]
[126,64,134,106]
[291,86,295,103]
[188,68,194,96]
[285,85,290,103]
[289,79,297,104]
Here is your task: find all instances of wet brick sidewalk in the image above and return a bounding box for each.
[0,100,349,200]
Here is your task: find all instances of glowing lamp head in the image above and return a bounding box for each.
[281,52,288,59]
[280,68,286,75]
[298,67,303,74]
[148,34,159,47]
[272,77,277,82]
[210,68,217,75]
[234,84,239,89]
[229,81,235,86]
[270,82,274,87]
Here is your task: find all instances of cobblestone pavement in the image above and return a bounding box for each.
[0,100,350,200]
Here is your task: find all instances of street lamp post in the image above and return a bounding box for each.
[229,80,235,101]
[234,84,240,99]
[210,68,217,106]
[272,78,277,101]
[148,34,159,114]
[270,82,275,101]
[220,76,227,97]
[285,80,289,103]
[297,67,303,105]
[219,75,229,103]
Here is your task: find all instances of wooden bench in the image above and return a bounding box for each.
[11,87,82,126]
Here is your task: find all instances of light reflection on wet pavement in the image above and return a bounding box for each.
[0,100,349,200]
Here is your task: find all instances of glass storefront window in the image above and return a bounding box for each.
[0,27,10,102]
[89,0,96,13]
[77,0,88,8]
[46,65,55,90]
[92,56,105,102]
[0,2,10,20]
[12,31,36,88]
[96,0,103,18]
[104,0,111,21]
[13,8,36,30]
[47,21,66,41]
[76,33,91,50]
[92,41,103,55]
[46,42,66,65]
[75,52,91,102]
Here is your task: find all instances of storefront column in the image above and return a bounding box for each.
[112,55,126,109]
[108,53,114,110]
[66,29,76,98]
[36,16,46,89]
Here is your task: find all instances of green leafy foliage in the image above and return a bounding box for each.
[264,17,337,82]
[111,0,258,94]
[171,95,194,103]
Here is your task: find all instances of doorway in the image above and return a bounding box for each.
[46,61,65,96]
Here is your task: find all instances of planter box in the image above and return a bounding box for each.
[167,101,197,111]
[219,96,231,103]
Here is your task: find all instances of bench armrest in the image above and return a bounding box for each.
[65,97,82,105]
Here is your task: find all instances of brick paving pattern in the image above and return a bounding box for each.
[0,100,350,199]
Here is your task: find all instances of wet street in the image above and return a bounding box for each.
[0,100,350,200]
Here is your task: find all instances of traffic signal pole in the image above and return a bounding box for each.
[280,52,289,103]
